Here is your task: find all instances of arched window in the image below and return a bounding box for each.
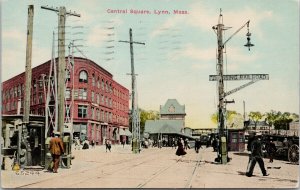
[79,70,88,83]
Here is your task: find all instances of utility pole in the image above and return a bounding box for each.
[22,5,34,166]
[23,5,34,124]
[41,6,80,134]
[210,9,266,164]
[119,28,145,153]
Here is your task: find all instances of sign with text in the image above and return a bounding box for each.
[209,74,269,81]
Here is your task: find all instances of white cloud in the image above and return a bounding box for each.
[86,25,116,47]
[180,43,215,61]
[2,29,26,44]
[150,16,185,38]
[188,3,274,38]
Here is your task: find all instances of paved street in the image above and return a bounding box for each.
[1,145,299,188]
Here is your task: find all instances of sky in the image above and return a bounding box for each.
[1,0,299,129]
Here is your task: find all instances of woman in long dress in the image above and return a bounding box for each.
[176,138,186,156]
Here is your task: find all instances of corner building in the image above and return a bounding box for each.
[2,57,130,145]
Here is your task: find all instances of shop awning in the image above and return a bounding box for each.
[119,129,126,136]
[125,129,132,136]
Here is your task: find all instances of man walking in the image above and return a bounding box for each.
[49,131,64,173]
[246,135,269,177]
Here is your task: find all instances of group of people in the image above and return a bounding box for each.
[49,133,119,173]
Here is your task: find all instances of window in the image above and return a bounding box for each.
[39,93,43,103]
[14,87,17,97]
[96,109,100,120]
[66,70,71,81]
[79,70,88,83]
[91,91,94,102]
[92,74,95,86]
[91,107,95,119]
[66,88,71,99]
[33,79,37,91]
[96,94,100,104]
[97,77,100,88]
[79,88,87,100]
[39,76,43,88]
[101,110,104,121]
[105,81,109,92]
[78,105,88,118]
[17,85,21,97]
[101,79,104,90]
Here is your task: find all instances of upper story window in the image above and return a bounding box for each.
[65,88,71,99]
[17,85,21,97]
[101,79,104,90]
[78,105,88,118]
[92,74,95,86]
[97,77,100,88]
[66,70,71,81]
[79,70,88,83]
[79,88,87,100]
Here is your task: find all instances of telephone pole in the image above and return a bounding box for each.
[23,5,34,124]
[210,9,267,164]
[22,4,34,166]
[119,28,145,153]
[41,6,80,134]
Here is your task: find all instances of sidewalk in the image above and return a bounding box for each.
[1,145,299,188]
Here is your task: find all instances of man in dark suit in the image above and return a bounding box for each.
[49,131,64,173]
[246,135,269,177]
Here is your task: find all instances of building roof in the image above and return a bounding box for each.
[144,120,184,134]
[160,99,185,115]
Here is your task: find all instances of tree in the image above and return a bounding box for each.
[248,111,263,131]
[211,110,243,128]
[274,112,294,130]
[265,110,280,132]
[139,109,159,134]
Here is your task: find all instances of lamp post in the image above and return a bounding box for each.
[212,9,254,164]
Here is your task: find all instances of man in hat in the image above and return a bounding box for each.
[49,131,64,173]
[246,135,269,177]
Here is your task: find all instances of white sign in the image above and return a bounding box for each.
[209,74,269,81]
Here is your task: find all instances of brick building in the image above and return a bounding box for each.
[2,57,130,145]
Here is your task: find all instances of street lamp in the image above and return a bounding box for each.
[212,9,253,164]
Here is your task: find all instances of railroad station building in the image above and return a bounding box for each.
[144,99,194,145]
[2,57,130,145]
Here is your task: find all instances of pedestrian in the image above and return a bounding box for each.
[105,139,111,152]
[176,138,186,156]
[91,140,95,148]
[268,139,277,163]
[122,139,126,148]
[82,138,89,149]
[184,138,188,150]
[49,131,64,173]
[195,138,201,153]
[158,139,162,149]
[212,137,217,152]
[246,135,269,177]
[171,138,176,149]
[74,138,81,150]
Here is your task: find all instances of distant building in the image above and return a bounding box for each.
[2,57,130,145]
[247,120,270,134]
[160,99,186,121]
[144,99,193,145]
